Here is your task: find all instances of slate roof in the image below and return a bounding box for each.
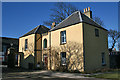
[0,37,18,46]
[50,11,107,31]
[20,25,50,38]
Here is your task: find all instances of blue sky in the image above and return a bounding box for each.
[2,2,118,38]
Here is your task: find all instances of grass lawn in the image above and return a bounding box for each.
[86,70,120,80]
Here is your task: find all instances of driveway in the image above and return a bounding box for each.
[2,67,110,80]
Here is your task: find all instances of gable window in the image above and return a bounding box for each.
[61,31,66,44]
[61,52,66,65]
[25,39,28,50]
[95,29,99,37]
[44,39,47,48]
[102,52,106,66]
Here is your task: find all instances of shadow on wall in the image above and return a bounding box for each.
[20,53,34,69]
[43,41,84,72]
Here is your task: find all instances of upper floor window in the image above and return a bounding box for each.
[25,39,28,50]
[95,29,99,37]
[61,52,66,65]
[102,52,106,66]
[61,31,66,44]
[44,39,47,48]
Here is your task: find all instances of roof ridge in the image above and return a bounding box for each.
[41,25,50,30]
[78,11,83,22]
[50,11,81,31]
[34,25,40,33]
[81,12,103,27]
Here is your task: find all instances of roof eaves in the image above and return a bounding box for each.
[50,22,82,32]
[81,12,108,31]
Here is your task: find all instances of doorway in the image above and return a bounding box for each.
[43,54,48,69]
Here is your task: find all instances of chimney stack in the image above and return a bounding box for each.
[83,7,92,19]
[51,22,56,29]
[88,7,90,11]
[113,48,116,51]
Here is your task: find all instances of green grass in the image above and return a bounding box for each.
[86,71,120,80]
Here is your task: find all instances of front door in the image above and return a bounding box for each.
[43,54,48,69]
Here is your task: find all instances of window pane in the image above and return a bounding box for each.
[61,31,66,44]
[61,52,66,65]
[62,37,64,43]
[25,39,28,50]
[102,53,105,65]
[44,39,47,48]
[61,31,64,36]
[95,29,99,37]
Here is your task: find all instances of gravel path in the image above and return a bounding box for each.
[2,67,110,80]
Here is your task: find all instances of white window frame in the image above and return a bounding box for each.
[61,52,66,66]
[61,31,66,44]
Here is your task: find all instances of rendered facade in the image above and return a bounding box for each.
[19,7,109,72]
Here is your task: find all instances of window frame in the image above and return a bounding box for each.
[101,52,106,66]
[43,39,47,49]
[25,39,28,50]
[61,52,66,66]
[95,29,99,37]
[60,30,66,44]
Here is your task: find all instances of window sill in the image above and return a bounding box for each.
[24,49,28,51]
[43,48,47,50]
[60,42,66,45]
[102,63,106,66]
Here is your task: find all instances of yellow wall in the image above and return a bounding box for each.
[19,34,35,69]
[50,23,84,71]
[83,23,109,72]
[51,23,83,46]
[42,32,50,69]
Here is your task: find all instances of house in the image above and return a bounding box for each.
[19,7,109,72]
[0,37,19,65]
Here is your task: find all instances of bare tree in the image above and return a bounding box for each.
[93,16,104,27]
[43,41,83,72]
[108,29,120,52]
[44,2,104,29]
[43,2,79,26]
[22,43,34,58]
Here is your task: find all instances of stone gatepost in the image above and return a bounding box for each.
[7,45,16,68]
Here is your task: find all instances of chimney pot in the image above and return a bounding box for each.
[51,22,56,29]
[86,8,88,12]
[83,7,92,19]
[52,22,55,26]
[88,7,90,11]
[84,9,86,12]
[114,48,116,51]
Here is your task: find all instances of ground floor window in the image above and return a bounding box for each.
[43,54,48,68]
[102,52,106,66]
[61,52,66,65]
